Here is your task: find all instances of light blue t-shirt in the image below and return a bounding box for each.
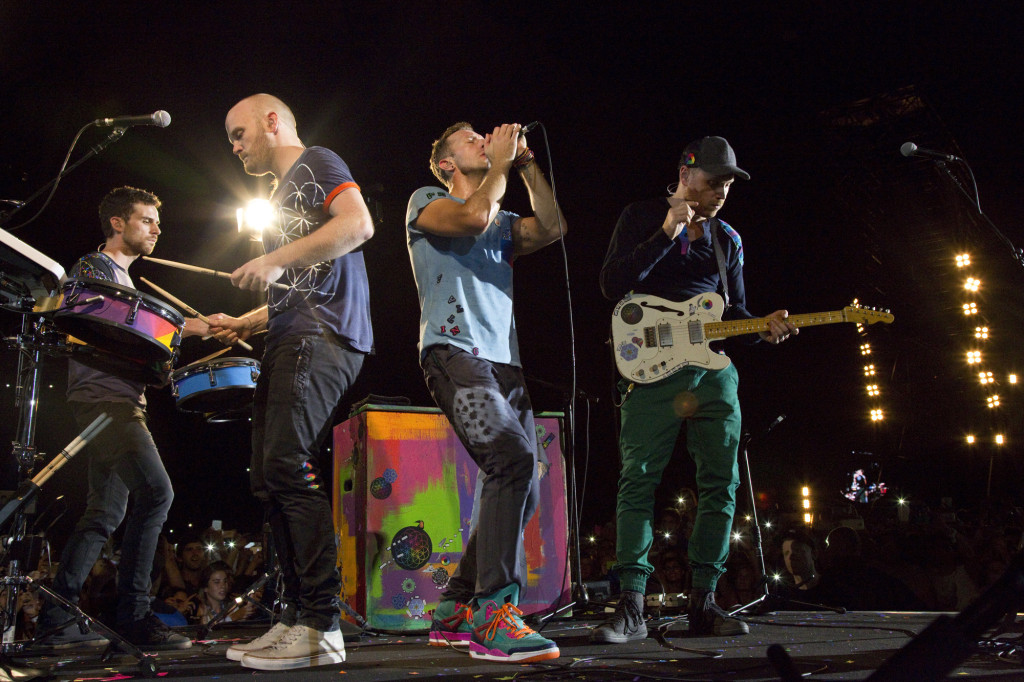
[405,187,520,366]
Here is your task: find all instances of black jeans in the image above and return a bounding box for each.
[49,401,173,628]
[252,334,364,630]
[422,345,540,601]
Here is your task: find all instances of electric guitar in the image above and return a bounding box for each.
[611,292,894,384]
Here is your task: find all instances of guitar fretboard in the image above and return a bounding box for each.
[704,310,851,340]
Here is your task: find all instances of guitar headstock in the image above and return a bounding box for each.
[842,304,894,325]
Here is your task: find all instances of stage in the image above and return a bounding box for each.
[7,611,1024,681]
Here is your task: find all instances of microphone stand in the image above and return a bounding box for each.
[927,157,1024,270]
[526,375,600,624]
[729,416,846,617]
[0,125,126,228]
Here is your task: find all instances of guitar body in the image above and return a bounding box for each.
[611,292,894,384]
[611,292,731,384]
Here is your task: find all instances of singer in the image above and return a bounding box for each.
[37,187,204,651]
[593,137,797,642]
[205,94,373,671]
[404,123,566,663]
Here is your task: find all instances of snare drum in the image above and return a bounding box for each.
[171,357,260,418]
[52,279,184,364]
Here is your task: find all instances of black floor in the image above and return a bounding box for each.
[5,611,1024,681]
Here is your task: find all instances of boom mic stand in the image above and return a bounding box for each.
[729,416,845,617]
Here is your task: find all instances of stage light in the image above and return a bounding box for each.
[956,253,971,267]
[801,486,810,497]
[662,532,672,540]
[866,384,880,396]
[964,277,981,292]
[802,499,811,509]
[996,434,1005,445]
[966,434,976,444]
[966,351,982,364]
[963,302,978,315]
[863,364,876,377]
[979,371,994,385]
[771,572,783,582]
[732,531,743,542]
[975,326,989,339]
[870,408,884,421]
[803,512,812,524]
[588,535,597,544]
[1010,374,1018,384]
[237,199,275,241]
[860,343,872,355]
[205,543,216,552]
[763,520,773,529]
[226,540,236,548]
[744,515,752,522]
[897,497,907,506]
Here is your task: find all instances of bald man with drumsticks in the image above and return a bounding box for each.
[204,93,373,671]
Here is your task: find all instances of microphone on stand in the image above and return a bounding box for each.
[900,141,961,162]
[93,111,171,128]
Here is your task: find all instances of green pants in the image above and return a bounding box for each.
[614,364,741,592]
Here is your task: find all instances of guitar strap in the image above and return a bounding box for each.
[710,220,731,308]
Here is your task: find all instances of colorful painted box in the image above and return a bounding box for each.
[333,406,570,632]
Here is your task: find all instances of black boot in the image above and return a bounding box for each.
[687,588,749,637]
[590,590,647,643]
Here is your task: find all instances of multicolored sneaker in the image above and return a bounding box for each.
[469,585,559,663]
[429,600,473,648]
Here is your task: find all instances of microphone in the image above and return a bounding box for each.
[520,121,540,135]
[900,141,960,162]
[93,111,171,128]
[765,414,786,434]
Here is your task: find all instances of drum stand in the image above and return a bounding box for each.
[0,315,159,676]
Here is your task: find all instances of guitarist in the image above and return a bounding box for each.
[592,136,797,642]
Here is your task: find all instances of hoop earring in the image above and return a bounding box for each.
[666,182,679,195]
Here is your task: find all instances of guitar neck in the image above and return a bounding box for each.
[704,310,851,340]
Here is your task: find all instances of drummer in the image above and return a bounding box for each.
[38,186,205,650]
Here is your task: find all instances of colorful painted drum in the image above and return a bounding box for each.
[171,357,260,420]
[52,279,184,364]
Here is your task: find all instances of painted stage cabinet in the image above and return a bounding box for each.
[333,405,570,632]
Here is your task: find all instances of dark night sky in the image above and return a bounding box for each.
[1,2,1022,545]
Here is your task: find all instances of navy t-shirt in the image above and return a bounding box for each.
[264,146,373,352]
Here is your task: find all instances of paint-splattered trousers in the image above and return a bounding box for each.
[422,344,540,602]
[252,333,365,631]
[613,363,742,593]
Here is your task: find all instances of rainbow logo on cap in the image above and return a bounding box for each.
[684,153,697,166]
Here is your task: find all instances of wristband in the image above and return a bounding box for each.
[513,148,535,169]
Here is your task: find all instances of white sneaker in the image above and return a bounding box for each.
[240,624,345,670]
[226,622,292,661]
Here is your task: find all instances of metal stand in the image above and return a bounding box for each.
[527,377,604,624]
[729,425,845,617]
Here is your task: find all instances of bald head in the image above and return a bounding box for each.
[227,93,297,133]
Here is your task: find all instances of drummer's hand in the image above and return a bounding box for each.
[206,313,251,346]
[182,317,209,338]
[232,255,285,292]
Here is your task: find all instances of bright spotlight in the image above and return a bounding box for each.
[237,199,276,240]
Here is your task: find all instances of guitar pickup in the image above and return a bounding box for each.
[657,322,673,347]
[644,326,657,347]
[687,319,704,344]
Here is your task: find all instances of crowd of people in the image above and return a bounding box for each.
[7,525,269,640]
[580,491,1024,615]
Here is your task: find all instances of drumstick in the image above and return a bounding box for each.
[142,256,290,291]
[139,277,253,352]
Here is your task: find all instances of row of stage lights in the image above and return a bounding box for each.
[857,301,888,423]
[957,252,1015,447]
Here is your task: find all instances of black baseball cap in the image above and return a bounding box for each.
[679,136,750,180]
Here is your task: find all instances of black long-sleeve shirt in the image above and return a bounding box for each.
[600,198,754,323]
